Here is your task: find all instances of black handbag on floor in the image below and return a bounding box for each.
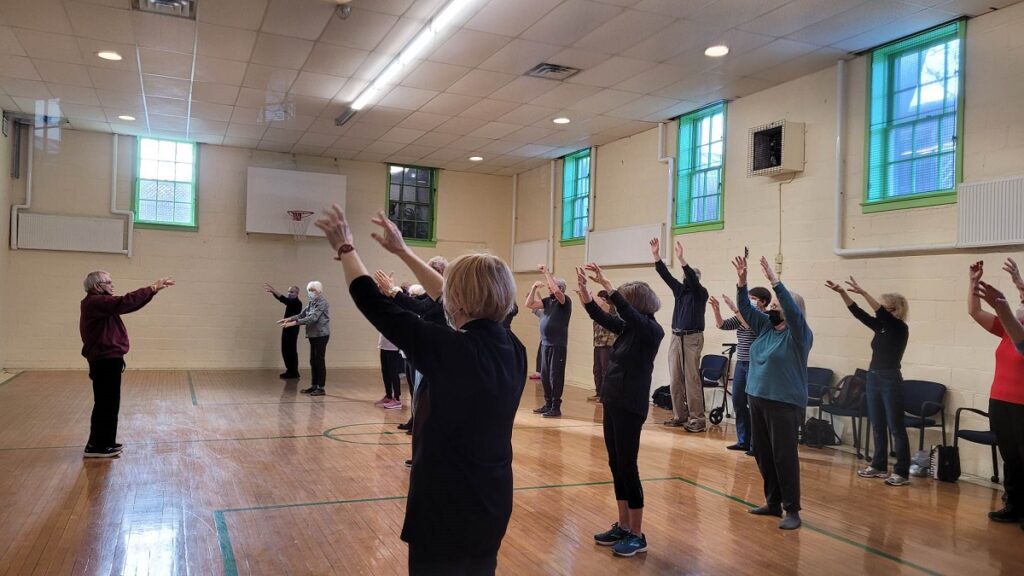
[651,386,672,410]
[931,444,961,482]
[801,417,839,447]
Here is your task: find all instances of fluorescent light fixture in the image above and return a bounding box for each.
[704,45,729,57]
[117,115,136,121]
[552,117,571,124]
[97,51,123,61]
[469,156,483,162]
[348,0,474,111]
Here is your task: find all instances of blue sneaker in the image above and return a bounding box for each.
[612,532,647,557]
[593,522,629,546]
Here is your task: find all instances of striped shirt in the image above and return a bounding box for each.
[720,316,755,362]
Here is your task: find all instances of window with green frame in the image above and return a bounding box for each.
[135,137,197,228]
[388,164,436,242]
[865,20,964,212]
[561,149,590,243]
[676,102,726,230]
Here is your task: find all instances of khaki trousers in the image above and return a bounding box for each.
[668,332,705,423]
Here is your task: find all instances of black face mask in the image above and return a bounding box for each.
[767,309,784,327]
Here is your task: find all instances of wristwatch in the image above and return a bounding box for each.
[333,244,355,260]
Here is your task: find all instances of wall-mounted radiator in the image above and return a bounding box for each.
[16,212,128,255]
[958,175,1024,248]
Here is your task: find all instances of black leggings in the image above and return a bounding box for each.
[308,336,329,390]
[603,404,646,509]
[87,358,125,448]
[991,398,1024,509]
[281,326,299,374]
[380,349,403,399]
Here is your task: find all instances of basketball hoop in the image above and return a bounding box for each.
[287,210,315,240]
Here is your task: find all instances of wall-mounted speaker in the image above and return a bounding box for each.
[747,120,804,177]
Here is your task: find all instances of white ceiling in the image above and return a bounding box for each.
[0,0,1018,176]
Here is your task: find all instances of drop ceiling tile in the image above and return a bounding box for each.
[739,0,866,38]
[690,0,792,29]
[711,38,821,77]
[505,126,559,144]
[330,135,376,151]
[149,113,188,131]
[320,9,399,51]
[9,96,45,113]
[35,62,92,87]
[345,122,392,140]
[568,88,641,115]
[434,116,491,136]
[251,34,314,70]
[0,27,26,57]
[546,47,612,72]
[377,86,439,110]
[307,114,352,136]
[396,111,451,131]
[290,144,327,156]
[130,12,196,54]
[1,0,73,35]
[236,87,284,109]
[464,0,561,36]
[530,83,603,108]
[467,121,522,139]
[460,98,521,121]
[198,0,268,30]
[258,140,294,152]
[261,0,334,40]
[194,56,248,85]
[392,62,464,94]
[96,90,143,109]
[262,127,305,143]
[350,51,390,81]
[479,140,524,154]
[356,150,391,162]
[226,122,267,139]
[567,56,657,88]
[65,2,133,44]
[785,1,922,46]
[103,105,146,123]
[419,92,482,115]
[612,63,694,94]
[242,64,298,92]
[380,126,427,144]
[197,22,257,62]
[641,100,700,121]
[76,39,139,71]
[139,49,193,80]
[574,9,675,54]
[143,75,190,99]
[412,131,460,147]
[606,94,682,120]
[56,103,105,122]
[364,140,407,154]
[189,118,228,135]
[193,133,225,145]
[395,144,439,159]
[375,17,424,57]
[265,113,315,131]
[831,8,958,52]
[495,104,561,126]
[190,101,234,122]
[0,94,16,111]
[289,72,347,99]
[223,136,262,148]
[447,69,517,98]
[325,148,361,159]
[0,55,39,81]
[287,94,330,117]
[632,0,717,18]
[109,121,146,135]
[428,29,512,68]
[621,18,709,62]
[303,43,370,77]
[508,143,557,157]
[447,135,495,152]
[147,96,188,116]
[192,82,240,105]
[357,106,413,126]
[87,68,140,92]
[422,148,466,162]
[748,46,847,83]
[523,0,625,46]
[13,29,80,63]
[47,83,100,106]
[68,119,112,132]
[297,132,340,147]
[478,39,563,76]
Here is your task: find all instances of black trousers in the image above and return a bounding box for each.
[535,344,542,373]
[991,398,1024,509]
[380,349,403,399]
[540,344,567,406]
[408,546,496,576]
[87,358,125,448]
[308,336,329,390]
[748,395,803,513]
[593,346,612,396]
[603,404,646,508]
[281,326,300,374]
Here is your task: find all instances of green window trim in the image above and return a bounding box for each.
[676,102,727,230]
[133,136,198,230]
[387,163,438,243]
[863,19,965,214]
[560,148,591,243]
[559,237,586,247]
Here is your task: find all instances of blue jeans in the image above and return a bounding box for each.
[732,361,751,448]
[866,369,910,477]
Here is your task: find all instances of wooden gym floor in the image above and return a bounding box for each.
[0,368,1020,575]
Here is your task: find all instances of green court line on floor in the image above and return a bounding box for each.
[196,399,366,406]
[0,371,26,389]
[187,371,198,406]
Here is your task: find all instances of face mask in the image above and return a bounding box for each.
[287,293,297,299]
[750,299,760,309]
[307,291,317,300]
[767,309,784,327]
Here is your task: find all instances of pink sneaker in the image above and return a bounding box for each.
[528,372,541,380]
[374,396,392,407]
[384,399,403,410]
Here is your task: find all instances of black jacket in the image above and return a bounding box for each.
[274,294,303,318]
[655,260,708,331]
[584,290,665,416]
[349,276,526,558]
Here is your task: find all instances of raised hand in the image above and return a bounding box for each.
[152,277,175,292]
[531,280,545,290]
[584,262,612,290]
[732,255,747,285]
[760,256,778,285]
[314,204,354,253]
[263,282,276,294]
[722,294,739,313]
[844,276,865,295]
[649,237,661,261]
[969,261,984,285]
[368,211,406,254]
[373,270,396,295]
[575,266,588,289]
[1003,258,1024,290]
[674,240,684,263]
[708,295,720,311]
[976,281,1008,308]
[538,264,550,274]
[824,280,845,293]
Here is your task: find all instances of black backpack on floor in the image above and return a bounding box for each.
[801,417,840,447]
[651,385,672,410]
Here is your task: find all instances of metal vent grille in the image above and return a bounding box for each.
[132,0,197,20]
[957,175,1024,248]
[525,63,581,81]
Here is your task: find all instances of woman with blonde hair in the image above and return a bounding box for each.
[315,206,525,576]
[826,277,911,486]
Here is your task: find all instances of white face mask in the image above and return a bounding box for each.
[750,299,759,309]
[307,290,317,300]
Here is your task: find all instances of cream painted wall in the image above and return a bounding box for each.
[2,130,511,370]
[513,5,1024,479]
[0,123,11,369]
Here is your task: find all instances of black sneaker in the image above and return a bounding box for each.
[989,505,1021,523]
[726,443,748,451]
[309,388,325,396]
[280,372,300,379]
[749,504,783,517]
[397,421,411,431]
[594,522,630,546]
[612,532,647,557]
[300,387,315,394]
[83,445,121,458]
[532,404,552,414]
[404,459,412,468]
[112,443,123,450]
[542,407,561,418]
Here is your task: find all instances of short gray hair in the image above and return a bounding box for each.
[408,284,426,296]
[554,278,567,292]
[617,281,661,315]
[307,280,323,292]
[83,270,108,293]
[428,256,448,275]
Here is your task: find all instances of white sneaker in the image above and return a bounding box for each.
[885,474,910,486]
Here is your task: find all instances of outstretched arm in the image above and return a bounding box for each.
[734,255,769,334]
[1004,258,1024,304]
[539,264,565,305]
[967,261,998,333]
[977,281,1024,348]
[720,294,749,330]
[370,212,443,300]
[828,279,878,330]
[845,276,882,312]
[709,295,725,328]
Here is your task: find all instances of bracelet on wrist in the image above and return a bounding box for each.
[333,244,355,260]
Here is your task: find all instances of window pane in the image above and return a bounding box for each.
[896,52,919,91]
[710,141,723,166]
[175,162,192,182]
[173,204,191,223]
[711,113,723,142]
[914,118,938,156]
[140,180,157,200]
[891,125,913,159]
[401,221,415,237]
[913,156,938,193]
[390,184,401,201]
[139,200,156,220]
[174,183,191,202]
[158,140,176,161]
[947,39,960,77]
[141,159,158,179]
[578,156,590,177]
[894,90,916,119]
[156,201,173,222]
[945,78,958,109]
[176,142,193,163]
[706,170,720,196]
[416,205,430,221]
[389,201,399,219]
[157,181,174,201]
[416,187,430,203]
[141,138,159,159]
[917,80,944,115]
[940,115,956,152]
[415,169,430,186]
[402,186,417,202]
[158,161,175,180]
[939,153,955,189]
[705,195,720,221]
[889,161,913,196]
[416,222,429,239]
[403,168,417,185]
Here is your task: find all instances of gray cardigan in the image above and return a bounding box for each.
[292,296,330,338]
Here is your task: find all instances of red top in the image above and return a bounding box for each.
[80,287,156,361]
[989,322,1024,405]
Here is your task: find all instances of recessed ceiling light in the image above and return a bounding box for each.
[96,51,123,61]
[117,115,135,121]
[704,45,729,57]
[552,117,571,124]
[469,156,483,162]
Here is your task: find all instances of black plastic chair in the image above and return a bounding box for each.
[955,407,1000,483]
[700,352,731,425]
[806,367,834,412]
[819,368,869,459]
[902,379,947,451]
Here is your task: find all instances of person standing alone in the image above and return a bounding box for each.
[526,264,571,418]
[264,283,302,379]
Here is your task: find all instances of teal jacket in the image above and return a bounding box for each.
[737,282,813,407]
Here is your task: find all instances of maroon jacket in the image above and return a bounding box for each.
[80,287,156,361]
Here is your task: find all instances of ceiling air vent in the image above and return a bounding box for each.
[132,0,198,20]
[525,63,580,81]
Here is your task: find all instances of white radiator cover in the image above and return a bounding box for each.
[512,239,549,273]
[957,176,1024,248]
[16,212,127,254]
[585,223,664,267]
